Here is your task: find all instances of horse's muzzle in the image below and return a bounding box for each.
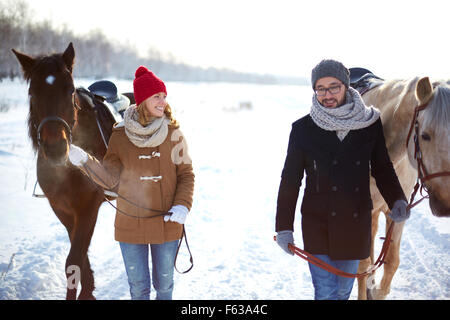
[429,192,450,217]
[41,140,69,166]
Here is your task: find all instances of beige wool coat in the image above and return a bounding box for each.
[83,122,195,244]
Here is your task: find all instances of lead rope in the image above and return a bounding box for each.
[175,226,194,274]
[275,198,425,279]
[274,222,394,279]
[82,163,194,274]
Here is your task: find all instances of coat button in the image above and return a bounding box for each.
[331,186,338,192]
[331,211,337,217]
[355,187,360,192]
[356,160,361,166]
[353,212,359,218]
[332,160,338,165]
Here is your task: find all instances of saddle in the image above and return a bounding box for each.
[76,87,122,148]
[349,67,384,95]
[88,80,132,118]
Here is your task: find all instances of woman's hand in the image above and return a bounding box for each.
[164,205,189,224]
[68,144,88,166]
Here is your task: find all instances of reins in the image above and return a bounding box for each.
[275,197,427,278]
[32,94,78,198]
[33,92,80,148]
[405,101,450,208]
[274,223,394,278]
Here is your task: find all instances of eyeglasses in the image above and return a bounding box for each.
[314,84,343,96]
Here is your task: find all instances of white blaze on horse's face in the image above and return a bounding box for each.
[46,75,56,85]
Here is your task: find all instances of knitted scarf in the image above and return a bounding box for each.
[310,87,380,141]
[123,106,170,148]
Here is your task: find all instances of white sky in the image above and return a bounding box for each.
[22,0,449,79]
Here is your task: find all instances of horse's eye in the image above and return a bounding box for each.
[421,132,431,141]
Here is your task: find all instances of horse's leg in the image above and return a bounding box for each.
[65,223,83,300]
[367,216,405,300]
[65,228,91,300]
[64,196,100,300]
[357,208,381,300]
[357,258,370,300]
[77,255,96,300]
[48,205,78,300]
[77,203,100,300]
[50,207,80,300]
[53,210,90,300]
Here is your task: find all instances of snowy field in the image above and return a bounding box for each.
[0,78,448,300]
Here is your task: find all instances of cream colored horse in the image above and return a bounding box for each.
[356,76,450,300]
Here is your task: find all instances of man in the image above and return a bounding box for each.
[275,59,410,300]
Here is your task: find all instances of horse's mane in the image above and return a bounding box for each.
[422,82,450,139]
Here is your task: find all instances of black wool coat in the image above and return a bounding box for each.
[275,115,406,260]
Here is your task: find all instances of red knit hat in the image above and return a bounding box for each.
[133,66,167,105]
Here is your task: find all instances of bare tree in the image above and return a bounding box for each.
[1,0,300,84]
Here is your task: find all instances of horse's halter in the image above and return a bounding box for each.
[405,101,450,208]
[34,92,80,147]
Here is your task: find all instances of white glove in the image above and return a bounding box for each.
[164,205,188,224]
[69,144,88,166]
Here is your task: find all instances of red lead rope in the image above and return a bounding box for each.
[273,222,394,278]
[274,222,394,278]
[274,200,426,278]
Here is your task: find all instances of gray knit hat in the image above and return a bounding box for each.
[311,59,350,89]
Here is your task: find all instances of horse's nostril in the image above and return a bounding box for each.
[42,140,69,162]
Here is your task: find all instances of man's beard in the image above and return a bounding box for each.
[321,95,346,108]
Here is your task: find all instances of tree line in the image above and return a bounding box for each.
[0,0,307,84]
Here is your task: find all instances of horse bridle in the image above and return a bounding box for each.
[36,116,73,146]
[405,101,450,208]
[35,93,80,147]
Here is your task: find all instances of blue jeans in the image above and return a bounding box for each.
[308,254,359,300]
[119,240,179,300]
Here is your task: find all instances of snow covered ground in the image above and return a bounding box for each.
[0,78,448,300]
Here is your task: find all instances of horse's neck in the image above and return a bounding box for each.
[73,96,108,161]
[74,124,107,161]
[363,78,419,162]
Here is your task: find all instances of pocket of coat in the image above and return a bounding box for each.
[114,213,139,230]
[301,193,328,217]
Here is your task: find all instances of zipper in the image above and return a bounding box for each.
[313,160,319,192]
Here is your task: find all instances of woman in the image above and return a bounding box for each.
[68,66,195,300]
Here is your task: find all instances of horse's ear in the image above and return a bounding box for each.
[415,77,434,105]
[11,48,35,75]
[62,42,75,73]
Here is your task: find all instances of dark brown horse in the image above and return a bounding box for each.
[12,43,116,300]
